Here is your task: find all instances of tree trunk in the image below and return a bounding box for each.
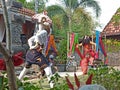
[0,43,17,90]
[0,0,17,89]
[1,0,12,51]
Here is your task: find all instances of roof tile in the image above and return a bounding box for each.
[101,8,120,37]
[0,3,35,17]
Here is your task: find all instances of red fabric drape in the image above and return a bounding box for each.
[0,52,24,70]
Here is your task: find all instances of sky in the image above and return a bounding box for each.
[95,0,120,31]
[28,0,120,32]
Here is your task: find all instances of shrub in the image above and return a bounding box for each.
[88,66,120,90]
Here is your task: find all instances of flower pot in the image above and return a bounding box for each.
[66,66,76,72]
[56,64,66,72]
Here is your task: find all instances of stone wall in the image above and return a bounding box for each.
[107,51,120,66]
[11,22,29,55]
[74,50,120,66]
[11,22,22,45]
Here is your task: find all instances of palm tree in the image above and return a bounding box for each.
[46,0,101,59]
[46,0,101,35]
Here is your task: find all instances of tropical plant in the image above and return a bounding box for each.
[16,0,48,12]
[49,73,69,90]
[55,38,67,62]
[103,39,120,52]
[46,0,101,60]
[112,8,120,25]
[46,0,101,35]
[88,66,120,90]
[0,74,42,90]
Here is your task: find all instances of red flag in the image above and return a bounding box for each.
[86,74,93,85]
[65,76,74,90]
[99,37,107,57]
[74,73,80,88]
[75,47,84,59]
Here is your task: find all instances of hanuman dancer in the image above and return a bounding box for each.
[18,11,54,88]
[18,31,54,88]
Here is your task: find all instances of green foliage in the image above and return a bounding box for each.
[50,73,69,90]
[47,5,65,17]
[16,0,35,11]
[103,39,120,52]
[0,72,42,90]
[18,77,42,90]
[52,14,66,30]
[73,8,94,31]
[0,72,68,90]
[112,8,120,25]
[53,28,68,62]
[17,0,47,12]
[0,73,9,90]
[46,0,101,36]
[56,38,67,61]
[72,7,96,36]
[0,72,70,90]
[88,66,120,90]
[0,76,3,90]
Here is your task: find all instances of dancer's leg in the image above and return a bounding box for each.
[89,57,94,66]
[80,58,88,75]
[18,67,29,80]
[44,65,54,88]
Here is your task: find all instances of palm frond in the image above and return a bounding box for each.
[79,0,101,17]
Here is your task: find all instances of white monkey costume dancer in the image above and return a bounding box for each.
[18,12,54,88]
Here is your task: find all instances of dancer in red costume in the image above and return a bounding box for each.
[76,35,96,74]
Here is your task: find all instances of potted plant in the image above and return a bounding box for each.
[55,56,67,72]
[55,39,67,72]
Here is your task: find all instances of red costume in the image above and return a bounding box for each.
[80,44,95,74]
[76,36,96,74]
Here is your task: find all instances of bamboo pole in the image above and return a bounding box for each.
[67,32,70,57]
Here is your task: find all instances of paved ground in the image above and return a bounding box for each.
[57,71,83,77]
[15,64,83,78]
